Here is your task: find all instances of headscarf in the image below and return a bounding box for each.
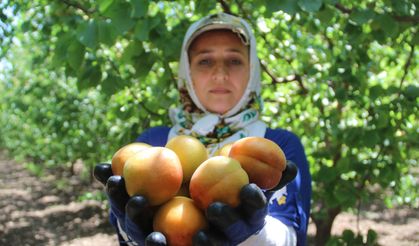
[169,13,266,155]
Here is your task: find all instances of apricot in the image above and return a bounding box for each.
[228,137,286,190]
[123,147,183,206]
[189,156,249,210]
[165,135,208,182]
[213,142,233,157]
[153,196,208,246]
[111,142,151,176]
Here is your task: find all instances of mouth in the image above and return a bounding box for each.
[209,88,230,94]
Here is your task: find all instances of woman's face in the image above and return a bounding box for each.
[189,30,250,115]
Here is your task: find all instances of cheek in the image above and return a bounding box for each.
[190,67,204,82]
[191,74,207,96]
[234,71,250,93]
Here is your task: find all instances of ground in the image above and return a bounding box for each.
[0,149,417,246]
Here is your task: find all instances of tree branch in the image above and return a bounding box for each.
[61,0,95,16]
[393,15,419,23]
[234,1,307,94]
[163,60,178,87]
[260,61,303,84]
[334,3,352,14]
[127,89,161,117]
[217,0,233,14]
[399,42,415,90]
[334,3,419,24]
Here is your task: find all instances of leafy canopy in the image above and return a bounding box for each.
[0,0,418,243]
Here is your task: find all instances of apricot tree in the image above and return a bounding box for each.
[0,0,417,245]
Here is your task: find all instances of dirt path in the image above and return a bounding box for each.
[0,149,418,246]
[0,150,117,246]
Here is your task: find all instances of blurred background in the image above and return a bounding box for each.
[0,0,418,245]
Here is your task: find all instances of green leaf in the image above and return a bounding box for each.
[195,1,217,14]
[122,41,144,64]
[271,0,299,15]
[78,65,102,90]
[317,166,338,183]
[21,21,31,32]
[102,75,127,96]
[405,85,419,100]
[160,22,185,60]
[363,130,380,147]
[375,14,400,37]
[133,53,155,78]
[366,229,378,244]
[349,9,375,25]
[413,31,419,45]
[67,41,85,70]
[369,85,383,100]
[53,33,71,64]
[342,229,356,241]
[98,0,114,13]
[134,19,150,41]
[316,7,335,24]
[323,0,338,4]
[335,87,347,101]
[105,2,136,35]
[345,127,364,147]
[298,0,323,12]
[391,0,411,16]
[147,14,165,38]
[376,110,389,129]
[130,0,149,18]
[0,11,7,22]
[336,157,351,172]
[78,20,98,49]
[98,19,119,46]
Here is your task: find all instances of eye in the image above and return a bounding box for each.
[229,59,242,65]
[198,59,212,66]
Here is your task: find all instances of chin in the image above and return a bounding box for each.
[207,107,230,115]
[204,102,235,115]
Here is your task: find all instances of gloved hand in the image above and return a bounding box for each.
[94,163,167,246]
[192,160,298,246]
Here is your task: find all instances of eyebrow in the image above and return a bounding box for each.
[191,47,247,56]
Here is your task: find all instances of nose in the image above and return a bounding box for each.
[212,64,228,83]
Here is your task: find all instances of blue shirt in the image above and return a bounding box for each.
[136,126,312,246]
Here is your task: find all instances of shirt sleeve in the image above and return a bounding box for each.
[135,126,171,146]
[238,215,297,246]
[265,128,312,246]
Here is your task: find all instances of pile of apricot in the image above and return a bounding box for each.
[110,135,286,246]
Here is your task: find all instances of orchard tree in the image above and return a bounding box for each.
[0,0,418,245]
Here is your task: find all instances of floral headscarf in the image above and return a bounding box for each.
[169,13,266,155]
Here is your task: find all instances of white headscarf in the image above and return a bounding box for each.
[169,13,266,155]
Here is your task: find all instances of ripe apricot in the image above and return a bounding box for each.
[213,142,233,157]
[153,196,208,246]
[123,147,183,206]
[165,135,208,182]
[189,156,249,210]
[229,137,286,190]
[111,142,151,176]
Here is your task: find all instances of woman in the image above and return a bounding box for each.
[95,13,311,246]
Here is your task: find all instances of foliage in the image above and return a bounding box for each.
[0,50,113,174]
[0,0,418,244]
[327,229,378,246]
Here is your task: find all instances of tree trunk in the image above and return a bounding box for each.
[312,207,341,246]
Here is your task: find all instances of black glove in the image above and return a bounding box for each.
[264,160,298,200]
[192,161,298,246]
[94,163,167,246]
